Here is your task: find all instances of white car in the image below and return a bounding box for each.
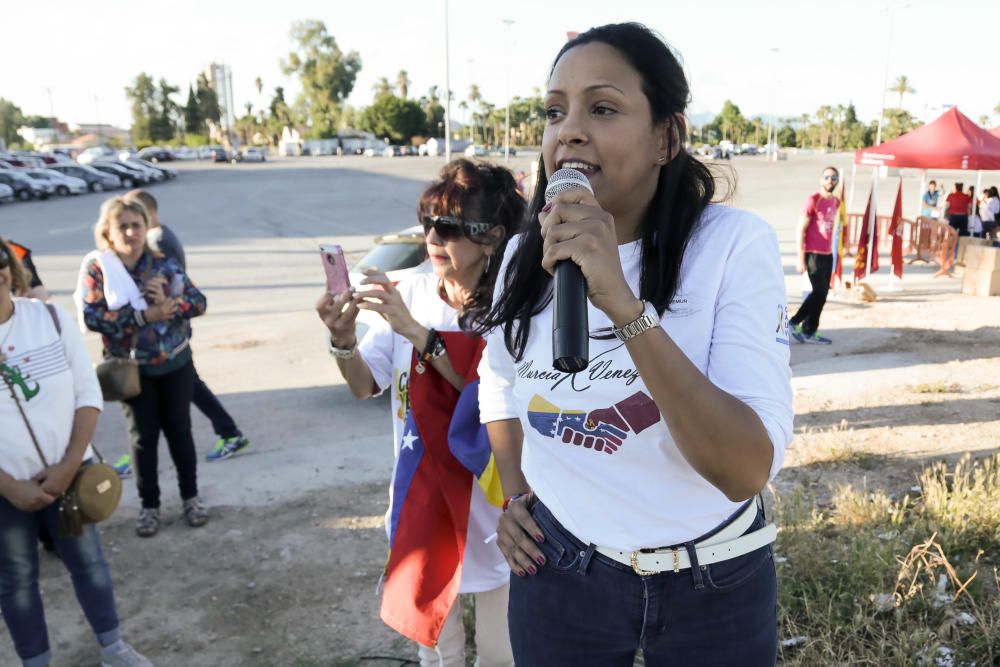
[0,183,14,204]
[234,147,267,163]
[464,145,488,157]
[77,147,118,165]
[347,226,432,339]
[174,147,199,161]
[26,169,88,196]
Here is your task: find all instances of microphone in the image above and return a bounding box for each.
[545,168,593,373]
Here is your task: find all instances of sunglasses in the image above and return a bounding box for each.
[823,175,839,182]
[0,249,8,270]
[421,215,493,240]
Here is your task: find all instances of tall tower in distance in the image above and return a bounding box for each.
[208,63,236,145]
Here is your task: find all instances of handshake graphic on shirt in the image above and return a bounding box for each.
[527,391,661,455]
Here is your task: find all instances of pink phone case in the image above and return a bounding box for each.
[320,244,351,295]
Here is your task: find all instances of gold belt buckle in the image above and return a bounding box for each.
[629,549,658,576]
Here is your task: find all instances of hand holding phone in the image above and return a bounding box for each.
[320,244,351,296]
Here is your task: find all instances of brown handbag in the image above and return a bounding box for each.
[2,305,122,536]
[96,352,140,401]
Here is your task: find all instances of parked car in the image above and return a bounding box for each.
[233,147,267,163]
[0,156,28,168]
[137,147,175,163]
[19,172,55,199]
[382,145,404,158]
[47,163,121,192]
[174,147,199,161]
[120,159,165,182]
[90,161,147,188]
[209,146,229,162]
[464,145,488,157]
[77,146,118,165]
[128,158,176,180]
[26,169,88,196]
[0,183,14,204]
[348,225,431,340]
[0,170,39,201]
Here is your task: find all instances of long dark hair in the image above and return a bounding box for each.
[476,22,717,361]
[417,158,526,328]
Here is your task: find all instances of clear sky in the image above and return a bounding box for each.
[4,0,999,131]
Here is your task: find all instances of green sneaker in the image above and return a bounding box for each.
[206,435,250,462]
[803,331,833,345]
[790,323,806,343]
[113,455,133,479]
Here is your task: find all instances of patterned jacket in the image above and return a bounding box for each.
[81,251,206,367]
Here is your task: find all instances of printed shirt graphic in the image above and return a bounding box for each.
[0,300,102,481]
[802,193,841,254]
[358,273,507,595]
[479,204,794,551]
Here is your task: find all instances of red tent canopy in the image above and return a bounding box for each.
[854,108,1000,170]
[992,124,1000,140]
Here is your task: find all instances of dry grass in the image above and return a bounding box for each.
[775,453,1000,665]
[791,420,884,469]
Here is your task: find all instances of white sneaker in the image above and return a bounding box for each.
[101,640,153,667]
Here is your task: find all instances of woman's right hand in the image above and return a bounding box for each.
[496,493,547,577]
[145,298,179,322]
[5,479,58,512]
[315,290,359,347]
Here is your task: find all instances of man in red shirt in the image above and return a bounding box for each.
[789,166,840,344]
[944,182,971,237]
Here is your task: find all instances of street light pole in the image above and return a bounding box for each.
[875,3,909,146]
[503,18,514,162]
[444,0,452,161]
[767,47,779,160]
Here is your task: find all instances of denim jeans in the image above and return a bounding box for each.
[0,496,120,667]
[508,499,777,666]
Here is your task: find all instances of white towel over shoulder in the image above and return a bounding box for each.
[73,250,148,332]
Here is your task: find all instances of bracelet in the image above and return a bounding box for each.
[502,491,531,512]
[328,335,358,359]
[415,329,445,374]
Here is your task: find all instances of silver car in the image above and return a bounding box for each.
[0,183,14,204]
[26,169,88,196]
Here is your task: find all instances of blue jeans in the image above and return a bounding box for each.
[0,496,121,667]
[509,499,777,666]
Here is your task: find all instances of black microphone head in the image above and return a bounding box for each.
[545,168,593,203]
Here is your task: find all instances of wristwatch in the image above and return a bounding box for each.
[612,300,660,342]
[328,335,358,359]
[415,329,446,374]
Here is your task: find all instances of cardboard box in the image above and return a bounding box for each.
[964,245,1000,272]
[957,237,991,266]
[961,267,1000,296]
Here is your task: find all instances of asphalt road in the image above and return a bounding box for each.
[0,151,955,511]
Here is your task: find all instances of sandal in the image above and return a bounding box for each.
[136,508,160,538]
[183,497,208,528]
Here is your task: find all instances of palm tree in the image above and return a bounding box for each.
[373,77,392,98]
[396,70,410,99]
[890,75,915,109]
[458,101,470,139]
[468,84,482,143]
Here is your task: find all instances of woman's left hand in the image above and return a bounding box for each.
[353,270,427,347]
[34,460,79,497]
[540,189,642,326]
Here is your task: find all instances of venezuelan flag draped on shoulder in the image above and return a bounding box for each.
[380,330,503,647]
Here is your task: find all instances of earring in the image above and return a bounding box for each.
[484,254,493,274]
[657,156,666,164]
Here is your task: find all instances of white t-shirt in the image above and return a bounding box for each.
[358,273,509,594]
[479,204,794,551]
[0,299,102,481]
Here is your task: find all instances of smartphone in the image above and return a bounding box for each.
[320,244,351,295]
[169,273,185,297]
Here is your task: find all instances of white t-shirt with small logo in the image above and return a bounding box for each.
[359,273,509,594]
[479,204,794,551]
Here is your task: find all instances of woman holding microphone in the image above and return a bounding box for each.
[477,23,793,665]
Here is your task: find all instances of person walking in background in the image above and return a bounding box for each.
[921,180,940,219]
[789,166,840,345]
[0,237,153,667]
[77,197,209,538]
[944,182,971,237]
[317,160,523,666]
[981,186,999,240]
[123,190,250,462]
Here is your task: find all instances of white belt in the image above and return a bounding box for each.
[595,500,777,576]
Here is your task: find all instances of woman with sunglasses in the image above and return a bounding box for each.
[316,159,524,666]
[0,237,153,667]
[475,24,793,665]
